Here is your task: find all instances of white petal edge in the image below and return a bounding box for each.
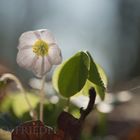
[18,31,38,49]
[48,45,62,65]
[36,29,57,44]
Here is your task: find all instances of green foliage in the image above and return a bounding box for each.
[0,92,67,128]
[12,93,39,117]
[53,51,89,98]
[53,51,107,100]
[0,92,39,118]
[85,51,107,100]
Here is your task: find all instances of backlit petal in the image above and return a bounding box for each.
[16,48,35,70]
[16,29,62,77]
[48,45,62,65]
[18,31,38,49]
[32,56,52,77]
[37,29,57,44]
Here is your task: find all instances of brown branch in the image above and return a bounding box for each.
[79,87,96,121]
[57,87,96,140]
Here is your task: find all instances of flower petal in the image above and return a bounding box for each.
[18,31,38,49]
[17,29,62,77]
[32,56,52,77]
[16,48,35,70]
[37,29,57,44]
[48,45,62,65]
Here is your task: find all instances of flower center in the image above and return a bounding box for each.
[32,40,49,56]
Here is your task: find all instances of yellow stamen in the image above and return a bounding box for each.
[32,40,49,56]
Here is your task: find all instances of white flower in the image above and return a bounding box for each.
[17,29,62,77]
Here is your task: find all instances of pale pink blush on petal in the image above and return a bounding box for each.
[16,48,35,70]
[32,57,44,77]
[44,56,52,72]
[37,29,57,44]
[48,45,62,65]
[18,45,32,51]
[32,56,52,77]
[18,31,38,49]
[33,30,41,39]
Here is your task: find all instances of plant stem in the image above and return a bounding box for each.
[65,98,70,112]
[39,75,46,122]
[0,73,37,120]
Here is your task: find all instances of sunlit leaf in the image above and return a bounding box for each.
[0,92,40,118]
[53,51,90,98]
[12,93,39,117]
[73,53,107,100]
[80,80,93,95]
[86,51,107,100]
[0,95,13,112]
[53,51,107,100]
[96,64,108,88]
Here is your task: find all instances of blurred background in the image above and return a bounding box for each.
[0,0,140,140]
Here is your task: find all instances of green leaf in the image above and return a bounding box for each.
[79,80,93,96]
[53,51,90,98]
[95,63,108,88]
[53,50,107,100]
[86,51,107,100]
[12,93,39,117]
[0,92,40,118]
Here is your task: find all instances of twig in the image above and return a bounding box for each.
[57,87,96,140]
[79,87,96,121]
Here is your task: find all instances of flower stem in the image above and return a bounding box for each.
[39,75,46,122]
[65,98,70,112]
[0,73,37,120]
